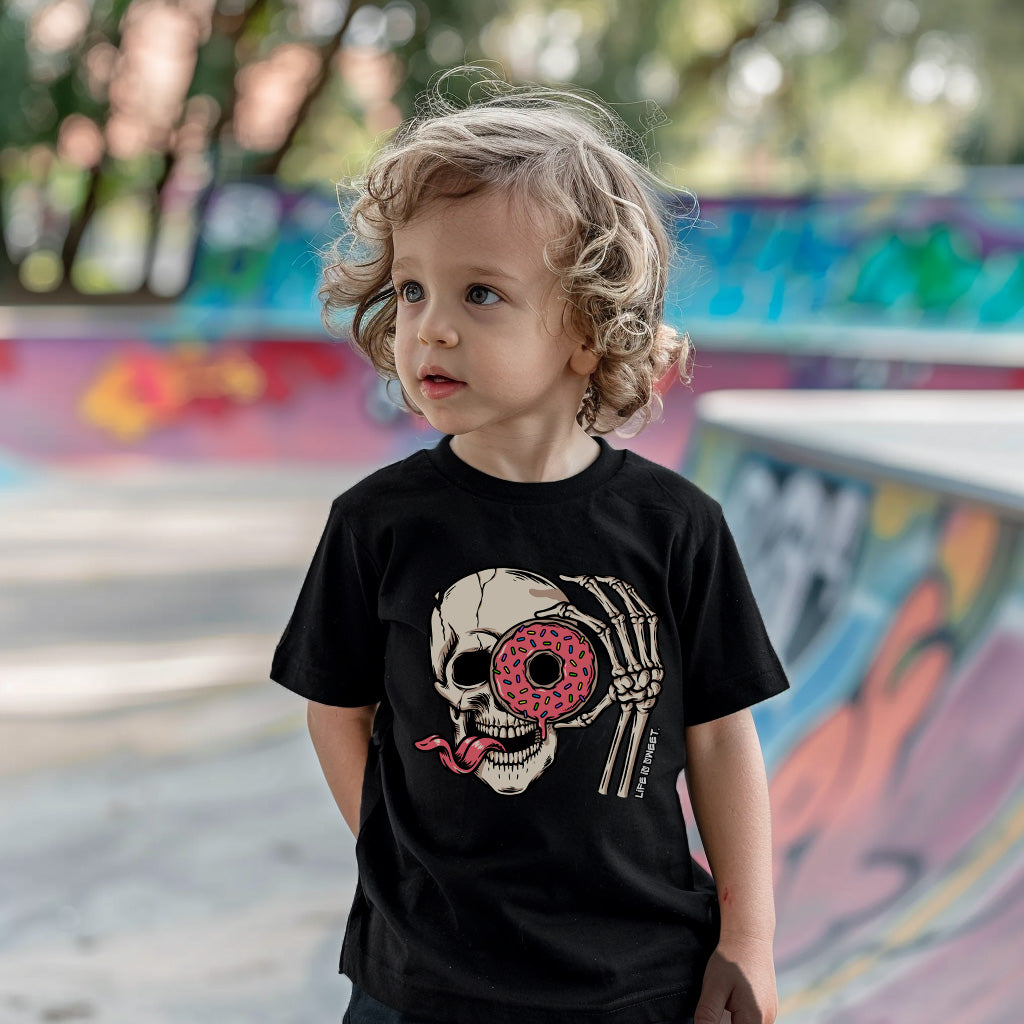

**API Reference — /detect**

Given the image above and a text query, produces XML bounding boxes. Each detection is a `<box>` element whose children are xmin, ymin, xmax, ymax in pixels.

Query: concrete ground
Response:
<box><xmin>0</xmin><ymin>462</ymin><xmax>377</xmax><ymax>1024</ymax></box>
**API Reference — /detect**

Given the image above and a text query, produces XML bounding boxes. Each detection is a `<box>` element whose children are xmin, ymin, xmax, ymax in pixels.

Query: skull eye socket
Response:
<box><xmin>526</xmin><ymin>651</ymin><xmax>562</xmax><ymax>688</ymax></box>
<box><xmin>450</xmin><ymin>648</ymin><xmax>491</xmax><ymax>688</ymax></box>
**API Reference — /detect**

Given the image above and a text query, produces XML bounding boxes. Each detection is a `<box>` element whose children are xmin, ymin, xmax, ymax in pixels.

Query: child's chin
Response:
<box><xmin>424</xmin><ymin>413</ymin><xmax>473</xmax><ymax>435</ymax></box>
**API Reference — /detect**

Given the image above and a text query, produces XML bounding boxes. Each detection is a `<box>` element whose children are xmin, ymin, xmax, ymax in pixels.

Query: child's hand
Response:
<box><xmin>693</xmin><ymin>934</ymin><xmax>778</xmax><ymax>1024</ymax></box>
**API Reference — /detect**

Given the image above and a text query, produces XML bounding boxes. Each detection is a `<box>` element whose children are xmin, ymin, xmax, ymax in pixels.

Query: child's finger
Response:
<box><xmin>694</xmin><ymin>992</ymin><xmax>729</xmax><ymax>1024</ymax></box>
<box><xmin>693</xmin><ymin>965</ymin><xmax>731</xmax><ymax>1024</ymax></box>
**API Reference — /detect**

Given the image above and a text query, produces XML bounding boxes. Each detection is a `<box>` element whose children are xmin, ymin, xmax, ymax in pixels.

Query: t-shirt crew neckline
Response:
<box><xmin>428</xmin><ymin>433</ymin><xmax>626</xmax><ymax>504</ymax></box>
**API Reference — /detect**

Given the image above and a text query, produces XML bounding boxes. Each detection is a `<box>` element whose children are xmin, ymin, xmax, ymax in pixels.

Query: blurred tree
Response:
<box><xmin>0</xmin><ymin>0</ymin><xmax>1021</xmax><ymax>302</ymax></box>
<box><xmin>0</xmin><ymin>0</ymin><xmax>385</xmax><ymax>300</ymax></box>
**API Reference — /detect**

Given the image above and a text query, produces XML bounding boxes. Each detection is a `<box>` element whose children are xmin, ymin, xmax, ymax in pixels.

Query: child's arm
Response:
<box><xmin>685</xmin><ymin>706</ymin><xmax>778</xmax><ymax>1024</ymax></box>
<box><xmin>307</xmin><ymin>699</ymin><xmax>379</xmax><ymax>838</ymax></box>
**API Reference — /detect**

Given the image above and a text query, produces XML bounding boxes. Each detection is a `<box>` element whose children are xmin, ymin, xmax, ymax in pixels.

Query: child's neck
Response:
<box><xmin>449</xmin><ymin>429</ymin><xmax>600</xmax><ymax>484</ymax></box>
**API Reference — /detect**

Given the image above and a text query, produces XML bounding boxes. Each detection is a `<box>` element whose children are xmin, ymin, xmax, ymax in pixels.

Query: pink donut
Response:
<box><xmin>490</xmin><ymin>619</ymin><xmax>597</xmax><ymax>738</ymax></box>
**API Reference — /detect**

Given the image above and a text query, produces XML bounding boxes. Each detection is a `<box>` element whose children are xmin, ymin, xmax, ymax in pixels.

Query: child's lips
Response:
<box><xmin>418</xmin><ymin>365</ymin><xmax>463</xmax><ymax>383</ymax></box>
<box><xmin>421</xmin><ymin>377</ymin><xmax>466</xmax><ymax>399</ymax></box>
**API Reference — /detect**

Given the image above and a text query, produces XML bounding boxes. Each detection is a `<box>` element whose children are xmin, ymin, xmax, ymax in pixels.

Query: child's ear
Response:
<box><xmin>571</xmin><ymin>342</ymin><xmax>600</xmax><ymax>376</ymax></box>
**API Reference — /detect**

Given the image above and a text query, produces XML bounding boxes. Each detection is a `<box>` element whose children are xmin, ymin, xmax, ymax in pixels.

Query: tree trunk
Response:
<box><xmin>59</xmin><ymin>162</ymin><xmax>103</xmax><ymax>285</ymax></box>
<box><xmin>258</xmin><ymin>0</ymin><xmax>368</xmax><ymax>177</ymax></box>
<box><xmin>0</xmin><ymin>185</ymin><xmax>19</xmax><ymax>301</ymax></box>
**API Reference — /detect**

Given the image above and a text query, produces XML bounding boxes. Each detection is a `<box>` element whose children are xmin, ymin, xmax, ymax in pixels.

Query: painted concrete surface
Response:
<box><xmin>696</xmin><ymin>390</ymin><xmax>1024</xmax><ymax>511</ymax></box>
<box><xmin>685</xmin><ymin>391</ymin><xmax>1024</xmax><ymax>1024</ymax></box>
<box><xmin>2</xmin><ymin>329</ymin><xmax>1022</xmax><ymax>476</ymax></box>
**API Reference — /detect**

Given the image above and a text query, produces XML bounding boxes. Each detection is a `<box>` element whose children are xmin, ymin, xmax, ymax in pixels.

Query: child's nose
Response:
<box><xmin>416</xmin><ymin>301</ymin><xmax>459</xmax><ymax>347</ymax></box>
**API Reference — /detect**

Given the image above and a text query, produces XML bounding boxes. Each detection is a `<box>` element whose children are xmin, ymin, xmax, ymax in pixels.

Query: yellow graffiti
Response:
<box><xmin>690</xmin><ymin>428</ymin><xmax>733</xmax><ymax>494</ymax></box>
<box><xmin>871</xmin><ymin>482</ymin><xmax>935</xmax><ymax>539</ymax></box>
<box><xmin>79</xmin><ymin>343</ymin><xmax>267</xmax><ymax>441</ymax></box>
<box><xmin>938</xmin><ymin>506</ymin><xmax>1001</xmax><ymax>621</ymax></box>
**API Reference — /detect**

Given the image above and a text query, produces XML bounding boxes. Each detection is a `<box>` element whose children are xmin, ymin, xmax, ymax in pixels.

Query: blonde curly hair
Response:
<box><xmin>320</xmin><ymin>66</ymin><xmax>695</xmax><ymax>436</ymax></box>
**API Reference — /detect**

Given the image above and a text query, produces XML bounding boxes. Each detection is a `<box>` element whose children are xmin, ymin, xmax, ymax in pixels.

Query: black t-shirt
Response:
<box><xmin>271</xmin><ymin>433</ymin><xmax>789</xmax><ymax>1024</ymax></box>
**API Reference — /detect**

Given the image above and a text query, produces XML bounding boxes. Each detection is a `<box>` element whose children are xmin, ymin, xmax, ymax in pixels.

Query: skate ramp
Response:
<box><xmin>685</xmin><ymin>391</ymin><xmax>1024</xmax><ymax>1024</ymax></box>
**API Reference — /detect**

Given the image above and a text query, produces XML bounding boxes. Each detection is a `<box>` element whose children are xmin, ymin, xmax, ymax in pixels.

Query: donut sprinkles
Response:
<box><xmin>491</xmin><ymin>619</ymin><xmax>597</xmax><ymax>738</ymax></box>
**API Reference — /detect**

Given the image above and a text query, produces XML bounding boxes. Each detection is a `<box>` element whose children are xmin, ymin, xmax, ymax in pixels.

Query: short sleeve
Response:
<box><xmin>270</xmin><ymin>500</ymin><xmax>386</xmax><ymax>707</ymax></box>
<box><xmin>679</xmin><ymin>509</ymin><xmax>790</xmax><ymax>726</ymax></box>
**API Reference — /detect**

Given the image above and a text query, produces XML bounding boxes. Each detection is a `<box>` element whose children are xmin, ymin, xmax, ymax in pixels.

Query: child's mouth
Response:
<box><xmin>421</xmin><ymin>377</ymin><xmax>466</xmax><ymax>398</ymax></box>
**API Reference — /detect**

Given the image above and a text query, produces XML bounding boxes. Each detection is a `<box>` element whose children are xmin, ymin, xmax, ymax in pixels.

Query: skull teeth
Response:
<box><xmin>475</xmin><ymin>719</ymin><xmax>535</xmax><ymax>739</ymax></box>
<box><xmin>486</xmin><ymin>746</ymin><xmax>544</xmax><ymax>766</ymax></box>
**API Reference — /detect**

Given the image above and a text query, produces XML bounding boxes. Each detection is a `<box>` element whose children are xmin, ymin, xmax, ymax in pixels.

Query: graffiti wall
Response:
<box><xmin>684</xmin><ymin>424</ymin><xmax>1024</xmax><ymax>1023</ymax></box>
<box><xmin>0</xmin><ymin>334</ymin><xmax>1020</xmax><ymax>470</ymax></box>
<box><xmin>120</xmin><ymin>180</ymin><xmax>1024</xmax><ymax>331</ymax></box>
<box><xmin>0</xmin><ymin>334</ymin><xmax>441</xmax><ymax>466</ymax></box>
<box><xmin>681</xmin><ymin>191</ymin><xmax>1024</xmax><ymax>330</ymax></box>
<box><xmin>10</xmin><ymin>177</ymin><xmax>1023</xmax><ymax>330</ymax></box>
<box><xmin>1</xmin><ymin>182</ymin><xmax>1021</xmax><ymax>470</ymax></box>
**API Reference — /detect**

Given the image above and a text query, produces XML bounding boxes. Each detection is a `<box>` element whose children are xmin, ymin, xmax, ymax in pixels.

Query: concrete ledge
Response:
<box><xmin>695</xmin><ymin>389</ymin><xmax>1024</xmax><ymax>517</ymax></box>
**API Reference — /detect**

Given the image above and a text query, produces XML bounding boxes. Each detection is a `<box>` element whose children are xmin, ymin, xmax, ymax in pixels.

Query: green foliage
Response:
<box><xmin>0</xmin><ymin>0</ymin><xmax>1021</xmax><ymax>301</ymax></box>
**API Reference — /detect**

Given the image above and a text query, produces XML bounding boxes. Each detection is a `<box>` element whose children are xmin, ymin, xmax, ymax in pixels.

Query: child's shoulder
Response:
<box><xmin>616</xmin><ymin>446</ymin><xmax>724</xmax><ymax>527</ymax></box>
<box><xmin>331</xmin><ymin>445</ymin><xmax>435</xmax><ymax>519</ymax></box>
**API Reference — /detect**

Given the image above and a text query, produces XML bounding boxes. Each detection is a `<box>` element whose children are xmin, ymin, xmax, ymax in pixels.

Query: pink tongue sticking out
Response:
<box><xmin>415</xmin><ymin>734</ymin><xmax>505</xmax><ymax>774</ymax></box>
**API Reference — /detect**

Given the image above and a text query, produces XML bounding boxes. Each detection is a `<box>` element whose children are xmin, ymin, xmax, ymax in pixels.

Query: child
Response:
<box><xmin>272</xmin><ymin>68</ymin><xmax>788</xmax><ymax>1024</ymax></box>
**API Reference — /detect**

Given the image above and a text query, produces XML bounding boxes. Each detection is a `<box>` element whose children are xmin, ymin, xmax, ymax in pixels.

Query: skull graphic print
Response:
<box><xmin>415</xmin><ymin>568</ymin><xmax>663</xmax><ymax>797</ymax></box>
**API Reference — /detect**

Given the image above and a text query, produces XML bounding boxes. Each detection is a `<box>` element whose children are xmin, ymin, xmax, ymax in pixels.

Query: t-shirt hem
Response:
<box><xmin>270</xmin><ymin>649</ymin><xmax>381</xmax><ymax>707</ymax></box>
<box><xmin>684</xmin><ymin>663</ymin><xmax>790</xmax><ymax>727</ymax></box>
<box><xmin>343</xmin><ymin>959</ymin><xmax>699</xmax><ymax>1024</ymax></box>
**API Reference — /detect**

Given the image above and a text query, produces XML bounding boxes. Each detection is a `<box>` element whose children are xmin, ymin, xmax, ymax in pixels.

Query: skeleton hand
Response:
<box><xmin>538</xmin><ymin>575</ymin><xmax>662</xmax><ymax>798</ymax></box>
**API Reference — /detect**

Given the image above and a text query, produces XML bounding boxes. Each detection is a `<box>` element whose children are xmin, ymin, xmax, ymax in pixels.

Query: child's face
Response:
<box><xmin>391</xmin><ymin>189</ymin><xmax>597</xmax><ymax>443</ymax></box>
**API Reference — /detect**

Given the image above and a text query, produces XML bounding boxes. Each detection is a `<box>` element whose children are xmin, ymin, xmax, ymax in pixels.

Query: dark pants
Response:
<box><xmin>344</xmin><ymin>982</ymin><xmax>694</xmax><ymax>1024</ymax></box>
<box><xmin>343</xmin><ymin>984</ymin><xmax>436</xmax><ymax>1024</ymax></box>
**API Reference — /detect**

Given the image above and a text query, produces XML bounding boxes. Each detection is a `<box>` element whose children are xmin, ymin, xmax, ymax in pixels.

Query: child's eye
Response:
<box><xmin>467</xmin><ymin>285</ymin><xmax>500</xmax><ymax>306</ymax></box>
<box><xmin>398</xmin><ymin>281</ymin><xmax>424</xmax><ymax>303</ymax></box>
